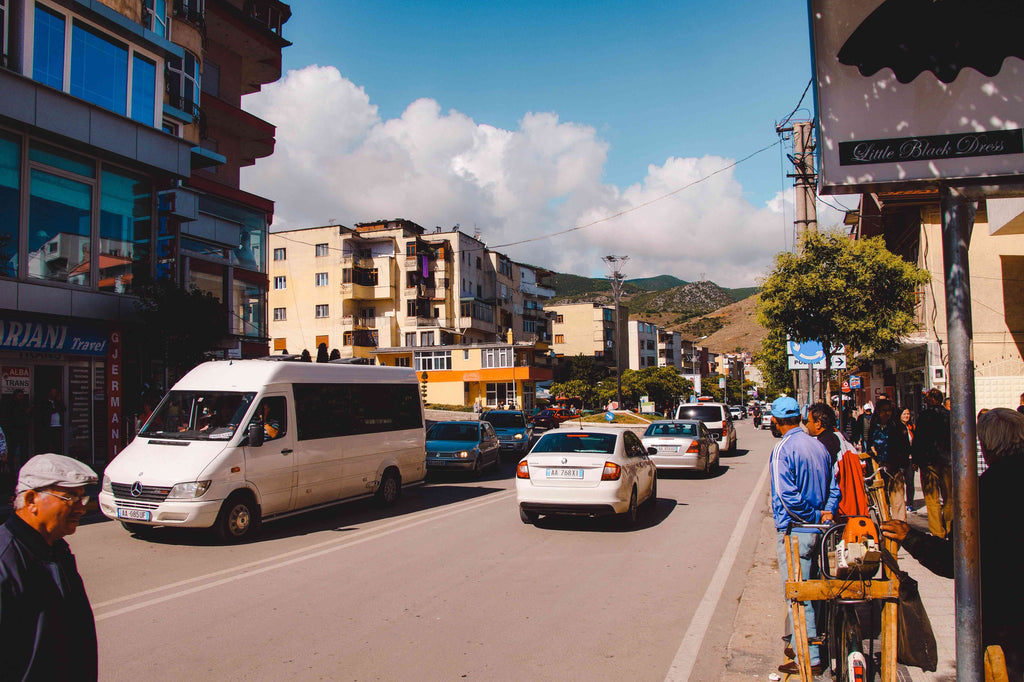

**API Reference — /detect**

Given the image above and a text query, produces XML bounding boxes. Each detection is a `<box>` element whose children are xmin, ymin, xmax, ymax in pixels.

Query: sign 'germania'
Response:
<box><xmin>809</xmin><ymin>0</ymin><xmax>1024</xmax><ymax>194</ymax></box>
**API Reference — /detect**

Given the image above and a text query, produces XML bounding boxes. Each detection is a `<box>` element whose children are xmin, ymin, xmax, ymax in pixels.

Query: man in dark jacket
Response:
<box><xmin>913</xmin><ymin>388</ymin><xmax>952</xmax><ymax>537</ymax></box>
<box><xmin>0</xmin><ymin>453</ymin><xmax>99</xmax><ymax>681</ymax></box>
<box><xmin>882</xmin><ymin>408</ymin><xmax>1024</xmax><ymax>680</ymax></box>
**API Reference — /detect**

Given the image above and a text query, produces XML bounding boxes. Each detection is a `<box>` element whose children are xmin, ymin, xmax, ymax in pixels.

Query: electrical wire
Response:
<box><xmin>778</xmin><ymin>79</ymin><xmax>814</xmax><ymax>130</ymax></box>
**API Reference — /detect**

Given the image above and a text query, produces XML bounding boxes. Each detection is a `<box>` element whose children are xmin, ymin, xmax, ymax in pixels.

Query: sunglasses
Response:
<box><xmin>38</xmin><ymin>490</ymin><xmax>91</xmax><ymax>506</ymax></box>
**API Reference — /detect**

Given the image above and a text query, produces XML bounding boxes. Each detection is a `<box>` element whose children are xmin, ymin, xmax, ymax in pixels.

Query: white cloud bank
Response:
<box><xmin>242</xmin><ymin>65</ymin><xmax>849</xmax><ymax>287</ymax></box>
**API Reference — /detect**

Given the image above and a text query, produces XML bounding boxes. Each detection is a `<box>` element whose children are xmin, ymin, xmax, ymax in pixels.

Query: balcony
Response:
<box><xmin>201</xmin><ymin>94</ymin><xmax>275</xmax><ymax>164</ymax></box>
<box><xmin>342</xmin><ymin>315</ymin><xmax>379</xmax><ymax>329</ymax></box>
<box><xmin>342</xmin><ymin>255</ymin><xmax>376</xmax><ymax>269</ymax></box>
<box><xmin>204</xmin><ymin>0</ymin><xmax>291</xmax><ymax>95</ymax></box>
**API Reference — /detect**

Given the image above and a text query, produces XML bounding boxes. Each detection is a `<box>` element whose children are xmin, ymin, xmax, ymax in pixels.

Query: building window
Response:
<box><xmin>485</xmin><ymin>382</ymin><xmax>516</xmax><ymax>408</ymax></box>
<box><xmin>274</xmin><ymin>276</ymin><xmax>286</xmax><ymax>289</ymax></box>
<box><xmin>523</xmin><ymin>319</ymin><xmax>536</xmax><ymax>333</ymax></box>
<box><xmin>604</xmin><ymin>309</ymin><xmax>614</xmax><ymax>322</ymax></box>
<box><xmin>554</xmin><ymin>334</ymin><xmax>565</xmax><ymax>344</ymax></box>
<box><xmin>407</xmin><ymin>299</ymin><xmax>420</xmax><ymax>317</ymax></box>
<box><xmin>406</xmin><ymin>241</ymin><xmax>416</xmax><ymax>256</ymax></box>
<box><xmin>315</xmin><ymin>272</ymin><xmax>328</xmax><ymax>287</ymax></box>
<box><xmin>166</xmin><ymin>50</ymin><xmax>200</xmax><ymax>117</ymax></box>
<box><xmin>420</xmin><ymin>331</ymin><xmax>434</xmax><ymax>346</ymax></box>
<box><xmin>99</xmin><ymin>167</ymin><xmax>152</xmax><ymax>293</ymax></box>
<box><xmin>130</xmin><ymin>54</ymin><xmax>156</xmax><ymax>125</ymax></box>
<box><xmin>476</xmin><ymin>257</ymin><xmax>481</xmax><ymax>270</ymax></box>
<box><xmin>142</xmin><ymin>0</ymin><xmax>168</xmax><ymax>38</ymax></box>
<box><xmin>343</xmin><ymin>331</ymin><xmax>353</xmax><ymax>346</ymax></box>
<box><xmin>71</xmin><ymin>21</ymin><xmax>128</xmax><ymax>114</ymax></box>
<box><xmin>201</xmin><ymin>60</ymin><xmax>219</xmax><ymax>97</ymax></box>
<box><xmin>27</xmin><ymin>144</ymin><xmax>95</xmax><ymax>286</ymax></box>
<box><xmin>233</xmin><ymin>279</ymin><xmax>265</xmax><ymax>337</ymax></box>
<box><xmin>555</xmin><ymin>314</ymin><xmax>564</xmax><ymax>323</ymax></box>
<box><xmin>404</xmin><ymin>332</ymin><xmax>416</xmax><ymax>347</ymax></box>
<box><xmin>273</xmin><ymin>307</ymin><xmax>286</xmax><ymax>321</ymax></box>
<box><xmin>273</xmin><ymin>248</ymin><xmax>286</xmax><ymax>261</ymax></box>
<box><xmin>406</xmin><ymin>271</ymin><xmax>417</xmax><ymax>288</ymax></box>
<box><xmin>414</xmin><ymin>350</ymin><xmax>451</xmax><ymax>371</ymax></box>
<box><xmin>396</xmin><ymin>356</ymin><xmax>411</xmax><ymax>367</ymax></box>
<box><xmin>315</xmin><ymin>243</ymin><xmax>329</xmax><ymax>257</ymax></box>
<box><xmin>481</xmin><ymin>348</ymin><xmax>512</xmax><ymax>368</ymax></box>
<box><xmin>33</xmin><ymin>5</ymin><xmax>65</xmax><ymax>90</ymax></box>
<box><xmin>0</xmin><ymin>132</ymin><xmax>21</xmax><ymax>279</ymax></box>
<box><xmin>315</xmin><ymin>304</ymin><xmax>329</xmax><ymax>318</ymax></box>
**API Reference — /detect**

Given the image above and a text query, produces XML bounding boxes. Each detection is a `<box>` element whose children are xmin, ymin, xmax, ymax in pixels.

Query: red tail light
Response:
<box><xmin>601</xmin><ymin>462</ymin><xmax>621</xmax><ymax>480</ymax></box>
<box><xmin>722</xmin><ymin>420</ymin><xmax>728</xmax><ymax>431</ymax></box>
<box><xmin>686</xmin><ymin>441</ymin><xmax>700</xmax><ymax>453</ymax></box>
<box><xmin>516</xmin><ymin>461</ymin><xmax>531</xmax><ymax>479</ymax></box>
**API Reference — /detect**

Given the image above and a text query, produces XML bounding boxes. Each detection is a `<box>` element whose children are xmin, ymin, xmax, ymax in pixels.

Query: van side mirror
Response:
<box><xmin>248</xmin><ymin>423</ymin><xmax>264</xmax><ymax>447</ymax></box>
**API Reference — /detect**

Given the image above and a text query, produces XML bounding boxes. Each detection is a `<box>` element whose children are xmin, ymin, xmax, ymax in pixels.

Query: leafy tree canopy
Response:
<box><xmin>128</xmin><ymin>280</ymin><xmax>228</xmax><ymax>374</ymax></box>
<box><xmin>757</xmin><ymin>231</ymin><xmax>930</xmax><ymax>362</ymax></box>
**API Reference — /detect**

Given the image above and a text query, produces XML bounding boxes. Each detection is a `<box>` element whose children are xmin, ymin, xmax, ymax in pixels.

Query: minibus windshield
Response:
<box><xmin>140</xmin><ymin>391</ymin><xmax>256</xmax><ymax>441</ymax></box>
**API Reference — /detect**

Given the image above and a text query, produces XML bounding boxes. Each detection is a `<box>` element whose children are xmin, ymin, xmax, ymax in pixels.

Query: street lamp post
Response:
<box><xmin>603</xmin><ymin>255</ymin><xmax>628</xmax><ymax>410</ymax></box>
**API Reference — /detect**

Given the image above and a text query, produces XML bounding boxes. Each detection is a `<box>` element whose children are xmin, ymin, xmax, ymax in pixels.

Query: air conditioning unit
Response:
<box><xmin>931</xmin><ymin>366</ymin><xmax>946</xmax><ymax>383</ymax></box>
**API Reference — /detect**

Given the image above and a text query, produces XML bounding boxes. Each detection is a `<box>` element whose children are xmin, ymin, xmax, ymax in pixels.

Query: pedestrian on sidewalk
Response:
<box><xmin>866</xmin><ymin>398</ymin><xmax>911</xmax><ymax>521</ymax></box>
<box><xmin>912</xmin><ymin>389</ymin><xmax>952</xmax><ymax>537</ymax></box>
<box><xmin>851</xmin><ymin>402</ymin><xmax>873</xmax><ymax>451</ymax></box>
<box><xmin>769</xmin><ymin>396</ymin><xmax>840</xmax><ymax>677</ymax></box>
<box><xmin>881</xmin><ymin>408</ymin><xmax>1024</xmax><ymax>680</ymax></box>
<box><xmin>901</xmin><ymin>407</ymin><xmax>917</xmax><ymax>513</ymax></box>
<box><xmin>0</xmin><ymin>453</ymin><xmax>99</xmax><ymax>680</ymax></box>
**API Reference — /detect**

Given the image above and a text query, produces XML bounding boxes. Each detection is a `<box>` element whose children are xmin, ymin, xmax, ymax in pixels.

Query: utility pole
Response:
<box><xmin>777</xmin><ymin>120</ymin><xmax>819</xmax><ymax>410</ymax></box>
<box><xmin>603</xmin><ymin>255</ymin><xmax>628</xmax><ymax>410</ymax></box>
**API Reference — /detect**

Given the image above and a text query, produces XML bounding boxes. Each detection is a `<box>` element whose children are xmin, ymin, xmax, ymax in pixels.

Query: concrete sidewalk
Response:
<box><xmin>722</xmin><ymin>499</ymin><xmax>956</xmax><ymax>681</ymax></box>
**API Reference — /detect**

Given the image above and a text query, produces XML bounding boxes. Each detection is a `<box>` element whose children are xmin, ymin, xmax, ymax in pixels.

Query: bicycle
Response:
<box><xmin>782</xmin><ymin>452</ymin><xmax>901</xmax><ymax>682</ymax></box>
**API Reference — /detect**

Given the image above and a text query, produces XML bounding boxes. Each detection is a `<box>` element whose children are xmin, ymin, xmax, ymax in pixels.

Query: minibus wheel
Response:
<box><xmin>215</xmin><ymin>492</ymin><xmax>260</xmax><ymax>542</ymax></box>
<box><xmin>376</xmin><ymin>469</ymin><xmax>401</xmax><ymax>507</ymax></box>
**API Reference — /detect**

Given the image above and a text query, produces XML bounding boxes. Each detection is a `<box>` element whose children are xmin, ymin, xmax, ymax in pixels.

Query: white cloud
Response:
<box><xmin>242</xmin><ymin>65</ymin><xmax>837</xmax><ymax>287</ymax></box>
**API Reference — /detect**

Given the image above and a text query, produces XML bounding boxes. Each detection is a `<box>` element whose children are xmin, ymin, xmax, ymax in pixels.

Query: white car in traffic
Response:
<box><xmin>640</xmin><ymin>419</ymin><xmax>720</xmax><ymax>475</ymax></box>
<box><xmin>516</xmin><ymin>428</ymin><xmax>657</xmax><ymax>527</ymax></box>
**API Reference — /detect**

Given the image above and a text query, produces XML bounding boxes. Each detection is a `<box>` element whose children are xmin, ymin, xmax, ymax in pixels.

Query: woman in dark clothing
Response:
<box><xmin>866</xmin><ymin>398</ymin><xmax>911</xmax><ymax>521</ymax></box>
<box><xmin>882</xmin><ymin>408</ymin><xmax>1024</xmax><ymax>680</ymax></box>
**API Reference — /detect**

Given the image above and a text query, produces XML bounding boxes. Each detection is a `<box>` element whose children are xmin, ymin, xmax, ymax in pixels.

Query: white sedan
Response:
<box><xmin>515</xmin><ymin>427</ymin><xmax>658</xmax><ymax>527</ymax></box>
<box><xmin>640</xmin><ymin>419</ymin><xmax>720</xmax><ymax>475</ymax></box>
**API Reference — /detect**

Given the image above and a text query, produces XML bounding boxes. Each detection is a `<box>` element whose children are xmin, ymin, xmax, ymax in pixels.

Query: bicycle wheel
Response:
<box><xmin>835</xmin><ymin>606</ymin><xmax>869</xmax><ymax>682</ymax></box>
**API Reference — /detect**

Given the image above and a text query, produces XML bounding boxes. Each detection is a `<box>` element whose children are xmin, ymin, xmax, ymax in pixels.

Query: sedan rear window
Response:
<box><xmin>676</xmin><ymin>406</ymin><xmax>725</xmax><ymax>421</ymax></box>
<box><xmin>644</xmin><ymin>422</ymin><xmax>697</xmax><ymax>437</ymax></box>
<box><xmin>427</xmin><ymin>423</ymin><xmax>480</xmax><ymax>441</ymax></box>
<box><xmin>532</xmin><ymin>433</ymin><xmax>617</xmax><ymax>454</ymax></box>
<box><xmin>482</xmin><ymin>412</ymin><xmax>526</xmax><ymax>428</ymax></box>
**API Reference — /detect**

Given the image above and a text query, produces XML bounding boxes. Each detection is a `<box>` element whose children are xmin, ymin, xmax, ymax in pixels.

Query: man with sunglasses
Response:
<box><xmin>1</xmin><ymin>453</ymin><xmax>99</xmax><ymax>680</ymax></box>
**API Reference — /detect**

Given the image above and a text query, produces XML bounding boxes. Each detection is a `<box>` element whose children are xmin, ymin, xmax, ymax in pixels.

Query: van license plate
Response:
<box><xmin>117</xmin><ymin>508</ymin><xmax>151</xmax><ymax>521</ymax></box>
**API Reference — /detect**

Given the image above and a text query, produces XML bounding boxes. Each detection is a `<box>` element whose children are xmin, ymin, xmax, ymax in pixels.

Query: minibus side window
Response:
<box><xmin>293</xmin><ymin>383</ymin><xmax>423</xmax><ymax>441</ymax></box>
<box><xmin>249</xmin><ymin>396</ymin><xmax>287</xmax><ymax>442</ymax></box>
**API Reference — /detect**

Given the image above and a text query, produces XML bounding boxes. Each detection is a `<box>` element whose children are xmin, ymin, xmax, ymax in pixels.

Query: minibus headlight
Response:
<box><xmin>167</xmin><ymin>481</ymin><xmax>212</xmax><ymax>499</ymax></box>
<box><xmin>101</xmin><ymin>475</ymin><xmax>112</xmax><ymax>493</ymax></box>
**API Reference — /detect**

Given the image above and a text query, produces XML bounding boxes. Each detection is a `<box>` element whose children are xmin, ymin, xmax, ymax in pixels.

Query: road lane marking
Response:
<box><xmin>664</xmin><ymin>455</ymin><xmax>770</xmax><ymax>681</ymax></box>
<box><xmin>94</xmin><ymin>490</ymin><xmax>516</xmax><ymax>620</ymax></box>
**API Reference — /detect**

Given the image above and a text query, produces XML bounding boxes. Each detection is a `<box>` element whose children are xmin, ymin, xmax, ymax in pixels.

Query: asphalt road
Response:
<box><xmin>71</xmin><ymin>419</ymin><xmax>777</xmax><ymax>681</ymax></box>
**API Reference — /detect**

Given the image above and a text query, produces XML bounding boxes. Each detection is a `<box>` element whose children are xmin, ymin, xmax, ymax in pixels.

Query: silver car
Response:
<box><xmin>640</xmin><ymin>420</ymin><xmax>720</xmax><ymax>475</ymax></box>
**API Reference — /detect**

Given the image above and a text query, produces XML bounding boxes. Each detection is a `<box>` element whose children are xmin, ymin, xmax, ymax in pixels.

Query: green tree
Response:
<box><xmin>554</xmin><ymin>354</ymin><xmax>609</xmax><ymax>384</ymax></box>
<box><xmin>755</xmin><ymin>327</ymin><xmax>794</xmax><ymax>398</ymax></box>
<box><xmin>549</xmin><ymin>379</ymin><xmax>599</xmax><ymax>409</ymax></box>
<box><xmin>757</xmin><ymin>230</ymin><xmax>929</xmax><ymax>401</ymax></box>
<box><xmin>129</xmin><ymin>280</ymin><xmax>228</xmax><ymax>376</ymax></box>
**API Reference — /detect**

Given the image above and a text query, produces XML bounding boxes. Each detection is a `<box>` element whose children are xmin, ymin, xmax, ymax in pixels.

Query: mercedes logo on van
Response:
<box><xmin>131</xmin><ymin>481</ymin><xmax>143</xmax><ymax>497</ymax></box>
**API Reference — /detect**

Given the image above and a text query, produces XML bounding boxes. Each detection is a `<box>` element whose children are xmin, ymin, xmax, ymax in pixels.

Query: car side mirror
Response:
<box><xmin>647</xmin><ymin>446</ymin><xmax>658</xmax><ymax>456</ymax></box>
<box><xmin>248</xmin><ymin>422</ymin><xmax>264</xmax><ymax>447</ymax></box>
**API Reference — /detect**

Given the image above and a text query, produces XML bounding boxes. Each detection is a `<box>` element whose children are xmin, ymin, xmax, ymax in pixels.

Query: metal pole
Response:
<box><xmin>940</xmin><ymin>185</ymin><xmax>983</xmax><ymax>681</ymax></box>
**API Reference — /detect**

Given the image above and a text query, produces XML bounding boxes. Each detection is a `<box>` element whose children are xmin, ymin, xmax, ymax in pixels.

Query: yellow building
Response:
<box><xmin>268</xmin><ymin>219</ymin><xmax>556</xmax><ymax>405</ymax></box>
<box><xmin>374</xmin><ymin>342</ymin><xmax>552</xmax><ymax>411</ymax></box>
<box><xmin>548</xmin><ymin>302</ymin><xmax>629</xmax><ymax>368</ymax></box>
<box><xmin>856</xmin><ymin>194</ymin><xmax>1024</xmax><ymax>411</ymax></box>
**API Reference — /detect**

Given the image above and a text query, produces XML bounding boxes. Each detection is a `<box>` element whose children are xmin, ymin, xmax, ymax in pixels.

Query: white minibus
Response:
<box><xmin>99</xmin><ymin>359</ymin><xmax>426</xmax><ymax>541</ymax></box>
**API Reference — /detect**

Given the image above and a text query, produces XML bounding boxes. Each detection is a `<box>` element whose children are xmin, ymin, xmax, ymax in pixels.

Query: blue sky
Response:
<box><xmin>243</xmin><ymin>1</ymin><xmax>846</xmax><ymax>286</ymax></box>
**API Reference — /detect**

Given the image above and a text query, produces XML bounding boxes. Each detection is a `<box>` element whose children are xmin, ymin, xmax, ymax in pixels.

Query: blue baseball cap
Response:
<box><xmin>771</xmin><ymin>396</ymin><xmax>801</xmax><ymax>419</ymax></box>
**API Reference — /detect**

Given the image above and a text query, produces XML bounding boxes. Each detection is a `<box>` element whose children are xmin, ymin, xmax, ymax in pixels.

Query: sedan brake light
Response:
<box><xmin>601</xmin><ymin>462</ymin><xmax>621</xmax><ymax>481</ymax></box>
<box><xmin>686</xmin><ymin>442</ymin><xmax>700</xmax><ymax>453</ymax></box>
<box><xmin>516</xmin><ymin>461</ymin><xmax>531</xmax><ymax>479</ymax></box>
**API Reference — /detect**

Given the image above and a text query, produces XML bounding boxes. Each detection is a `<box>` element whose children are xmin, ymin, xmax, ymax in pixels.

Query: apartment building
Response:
<box><xmin>0</xmin><ymin>0</ymin><xmax>289</xmax><ymax>465</ymax></box>
<box><xmin>548</xmin><ymin>302</ymin><xmax>629</xmax><ymax>370</ymax></box>
<box><xmin>657</xmin><ymin>327</ymin><xmax>682</xmax><ymax>370</ymax></box>
<box><xmin>268</xmin><ymin>220</ymin><xmax>556</xmax><ymax>380</ymax></box>
<box><xmin>854</xmin><ymin>193</ymin><xmax>1024</xmax><ymax>411</ymax></box>
<box><xmin>627</xmin><ymin>319</ymin><xmax>658</xmax><ymax>369</ymax></box>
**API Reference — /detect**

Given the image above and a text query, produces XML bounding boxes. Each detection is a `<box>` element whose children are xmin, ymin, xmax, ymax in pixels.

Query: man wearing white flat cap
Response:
<box><xmin>0</xmin><ymin>453</ymin><xmax>99</xmax><ymax>681</ymax></box>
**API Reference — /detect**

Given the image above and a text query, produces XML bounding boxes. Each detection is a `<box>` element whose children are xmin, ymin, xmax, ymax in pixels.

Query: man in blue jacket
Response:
<box><xmin>0</xmin><ymin>453</ymin><xmax>99</xmax><ymax>681</ymax></box>
<box><xmin>770</xmin><ymin>396</ymin><xmax>840</xmax><ymax>676</ymax></box>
